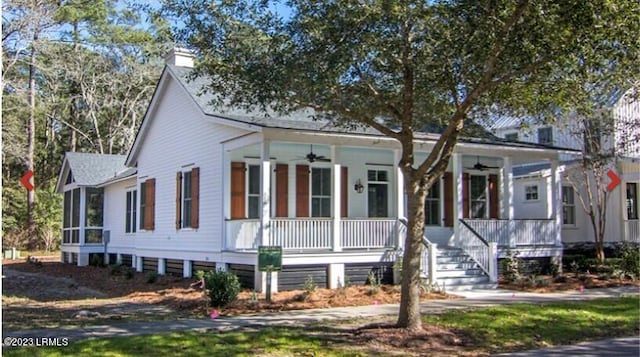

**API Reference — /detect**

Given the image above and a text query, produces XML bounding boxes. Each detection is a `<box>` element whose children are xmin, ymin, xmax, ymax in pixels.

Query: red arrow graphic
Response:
<box><xmin>20</xmin><ymin>170</ymin><xmax>34</xmax><ymax>192</ymax></box>
<box><xmin>606</xmin><ymin>169</ymin><xmax>621</xmax><ymax>192</ymax></box>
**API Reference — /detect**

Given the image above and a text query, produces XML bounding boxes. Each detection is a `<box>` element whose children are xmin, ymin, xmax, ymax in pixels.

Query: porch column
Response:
<box><xmin>332</xmin><ymin>145</ymin><xmax>342</xmax><ymax>252</ymax></box>
<box><xmin>158</xmin><ymin>258</ymin><xmax>166</xmax><ymax>275</ymax></box>
<box><xmin>394</xmin><ymin>149</ymin><xmax>405</xmax><ymax>249</ymax></box>
<box><xmin>222</xmin><ymin>147</ymin><xmax>231</xmax><ymax>247</ymax></box>
<box><xmin>260</xmin><ymin>141</ymin><xmax>271</xmax><ymax>246</ymax></box>
<box><xmin>452</xmin><ymin>153</ymin><xmax>463</xmax><ymax>238</ymax></box>
<box><xmin>550</xmin><ymin>160</ymin><xmax>563</xmax><ymax>246</ymax></box>
<box><xmin>135</xmin><ymin>256</ymin><xmax>143</xmax><ymax>272</ymax></box>
<box><xmin>183</xmin><ymin>260</ymin><xmax>192</xmax><ymax>278</ymax></box>
<box><xmin>502</xmin><ymin>157</ymin><xmax>516</xmax><ymax>248</ymax></box>
<box><xmin>79</xmin><ymin>187</ymin><xmax>86</xmax><ymax>245</ymax></box>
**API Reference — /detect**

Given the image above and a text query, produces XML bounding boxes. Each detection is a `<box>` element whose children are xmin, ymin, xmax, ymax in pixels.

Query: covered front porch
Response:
<box><xmin>222</xmin><ymin>129</ymin><xmax>566</xmax><ymax>269</ymax></box>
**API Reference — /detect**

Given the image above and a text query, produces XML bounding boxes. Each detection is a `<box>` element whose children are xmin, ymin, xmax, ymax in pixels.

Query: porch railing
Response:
<box><xmin>226</xmin><ymin>218</ymin><xmax>399</xmax><ymax>251</ymax></box>
<box><xmin>270</xmin><ymin>218</ymin><xmax>332</xmax><ymax>250</ymax></box>
<box><xmin>624</xmin><ymin>220</ymin><xmax>639</xmax><ymax>242</ymax></box>
<box><xmin>463</xmin><ymin>219</ymin><xmax>556</xmax><ymax>246</ymax></box>
<box><xmin>225</xmin><ymin>219</ymin><xmax>260</xmax><ymax>250</ymax></box>
<box><xmin>455</xmin><ymin>219</ymin><xmax>497</xmax><ymax>282</ymax></box>
<box><xmin>341</xmin><ymin>219</ymin><xmax>396</xmax><ymax>249</ymax></box>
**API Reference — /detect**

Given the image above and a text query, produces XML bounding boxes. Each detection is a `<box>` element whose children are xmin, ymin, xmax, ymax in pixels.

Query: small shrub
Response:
<box><xmin>598</xmin><ymin>272</ymin><xmax>612</xmax><ymax>281</ymax></box>
<box><xmin>89</xmin><ymin>254</ymin><xmax>104</xmax><ymax>267</ymax></box>
<box><xmin>534</xmin><ymin>276</ymin><xmax>551</xmax><ymax>288</ymax></box>
<box><xmin>146</xmin><ymin>271</ymin><xmax>158</xmax><ymax>284</ymax></box>
<box><xmin>568</xmin><ymin>260</ymin><xmax>581</xmax><ymax>274</ymax></box>
<box><xmin>501</xmin><ymin>249</ymin><xmax>522</xmax><ymax>283</ymax></box>
<box><xmin>367</xmin><ymin>271</ymin><xmax>381</xmax><ymax>295</ymax></box>
<box><xmin>249</xmin><ymin>290</ymin><xmax>259</xmax><ymax>307</ymax></box>
<box><xmin>553</xmin><ymin>274</ymin><xmax>569</xmax><ymax>283</ymax></box>
<box><xmin>202</xmin><ymin>269</ymin><xmax>241</xmax><ymax>308</ymax></box>
<box><xmin>564</xmin><ymin>254</ymin><xmax>587</xmax><ymax>273</ymax></box>
<box><xmin>124</xmin><ymin>267</ymin><xmax>135</xmax><ymax>279</ymax></box>
<box><xmin>619</xmin><ymin>244</ymin><xmax>640</xmax><ymax>279</ymax></box>
<box><xmin>336</xmin><ymin>278</ymin><xmax>347</xmax><ymax>297</ymax></box>
<box><xmin>110</xmin><ymin>263</ymin><xmax>123</xmax><ymax>276</ymax></box>
<box><xmin>194</xmin><ymin>270</ymin><xmax>206</xmax><ymax>280</ymax></box>
<box><xmin>303</xmin><ymin>275</ymin><xmax>317</xmax><ymax>297</ymax></box>
<box><xmin>549</xmin><ymin>261</ymin><xmax>560</xmax><ymax>277</ymax></box>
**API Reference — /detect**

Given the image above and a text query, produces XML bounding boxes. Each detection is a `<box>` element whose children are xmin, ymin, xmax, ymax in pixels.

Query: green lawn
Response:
<box><xmin>423</xmin><ymin>296</ymin><xmax>640</xmax><ymax>353</ymax></box>
<box><xmin>5</xmin><ymin>297</ymin><xmax>638</xmax><ymax>356</ymax></box>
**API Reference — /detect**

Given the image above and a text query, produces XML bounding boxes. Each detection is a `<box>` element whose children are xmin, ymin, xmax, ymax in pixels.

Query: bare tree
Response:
<box><xmin>564</xmin><ymin>85</ymin><xmax>640</xmax><ymax>261</ymax></box>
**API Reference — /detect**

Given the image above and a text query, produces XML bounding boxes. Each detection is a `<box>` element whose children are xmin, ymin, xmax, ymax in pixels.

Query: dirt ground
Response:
<box><xmin>498</xmin><ymin>273</ymin><xmax>639</xmax><ymax>293</ymax></box>
<box><xmin>2</xmin><ymin>258</ymin><xmax>454</xmax><ymax>331</ymax></box>
<box><xmin>3</xmin><ymin>256</ymin><xmax>638</xmax><ymax>356</ymax></box>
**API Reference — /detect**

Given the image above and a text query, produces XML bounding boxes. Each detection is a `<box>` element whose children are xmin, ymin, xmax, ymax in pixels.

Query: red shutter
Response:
<box><xmin>341</xmin><ymin>166</ymin><xmax>348</xmax><ymax>217</ymax></box>
<box><xmin>489</xmin><ymin>174</ymin><xmax>499</xmax><ymax>219</ymax></box>
<box><xmin>275</xmin><ymin>164</ymin><xmax>288</xmax><ymax>217</ymax></box>
<box><xmin>145</xmin><ymin>178</ymin><xmax>156</xmax><ymax>230</ymax></box>
<box><xmin>296</xmin><ymin>165</ymin><xmax>309</xmax><ymax>217</ymax></box>
<box><xmin>443</xmin><ymin>172</ymin><xmax>453</xmax><ymax>227</ymax></box>
<box><xmin>231</xmin><ymin>162</ymin><xmax>246</xmax><ymax>219</ymax></box>
<box><xmin>462</xmin><ymin>173</ymin><xmax>470</xmax><ymax>219</ymax></box>
<box><xmin>191</xmin><ymin>167</ymin><xmax>200</xmax><ymax>228</ymax></box>
<box><xmin>176</xmin><ymin>172</ymin><xmax>182</xmax><ymax>229</ymax></box>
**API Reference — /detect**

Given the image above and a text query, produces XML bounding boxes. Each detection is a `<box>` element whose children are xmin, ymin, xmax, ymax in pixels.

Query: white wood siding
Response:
<box><xmin>512</xmin><ymin>173</ymin><xmax>636</xmax><ymax>243</ymax></box>
<box><xmin>134</xmin><ymin>76</ymin><xmax>251</xmax><ymax>261</ymax></box>
<box><xmin>103</xmin><ymin>177</ymin><xmax>137</xmax><ymax>254</ymax></box>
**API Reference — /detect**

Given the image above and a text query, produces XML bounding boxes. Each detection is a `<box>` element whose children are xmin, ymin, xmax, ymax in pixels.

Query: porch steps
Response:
<box><xmin>430</xmin><ymin>246</ymin><xmax>496</xmax><ymax>291</ymax></box>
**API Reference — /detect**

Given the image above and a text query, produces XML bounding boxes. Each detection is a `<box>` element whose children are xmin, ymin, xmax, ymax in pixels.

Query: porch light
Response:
<box><xmin>354</xmin><ymin>179</ymin><xmax>364</xmax><ymax>193</ymax></box>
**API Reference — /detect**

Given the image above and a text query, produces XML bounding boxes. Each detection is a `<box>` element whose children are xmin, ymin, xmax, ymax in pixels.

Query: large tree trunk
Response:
<box><xmin>27</xmin><ymin>35</ymin><xmax>37</xmax><ymax>251</ymax></box>
<box><xmin>396</xmin><ymin>173</ymin><xmax>428</xmax><ymax>330</ymax></box>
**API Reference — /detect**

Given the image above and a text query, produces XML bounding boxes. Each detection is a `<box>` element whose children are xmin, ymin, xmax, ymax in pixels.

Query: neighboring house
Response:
<box><xmin>490</xmin><ymin>88</ymin><xmax>640</xmax><ymax>244</ymax></box>
<box><xmin>56</xmin><ymin>49</ymin><xmax>579</xmax><ymax>292</ymax></box>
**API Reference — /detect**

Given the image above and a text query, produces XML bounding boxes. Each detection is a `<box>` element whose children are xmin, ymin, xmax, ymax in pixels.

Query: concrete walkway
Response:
<box><xmin>494</xmin><ymin>336</ymin><xmax>640</xmax><ymax>357</ymax></box>
<box><xmin>4</xmin><ymin>285</ymin><xmax>637</xmax><ymax>343</ymax></box>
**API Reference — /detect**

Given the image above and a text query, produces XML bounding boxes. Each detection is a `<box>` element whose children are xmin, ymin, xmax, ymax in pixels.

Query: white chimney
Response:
<box><xmin>164</xmin><ymin>47</ymin><xmax>195</xmax><ymax>68</ymax></box>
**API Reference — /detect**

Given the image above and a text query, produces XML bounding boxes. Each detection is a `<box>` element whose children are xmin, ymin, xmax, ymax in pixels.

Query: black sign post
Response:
<box><xmin>258</xmin><ymin>246</ymin><xmax>282</xmax><ymax>303</ymax></box>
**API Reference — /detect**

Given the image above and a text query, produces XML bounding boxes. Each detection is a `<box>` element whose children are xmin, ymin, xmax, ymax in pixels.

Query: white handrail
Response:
<box><xmin>398</xmin><ymin>218</ymin><xmax>436</xmax><ymax>283</ymax></box>
<box><xmin>456</xmin><ymin>219</ymin><xmax>497</xmax><ymax>282</ymax></box>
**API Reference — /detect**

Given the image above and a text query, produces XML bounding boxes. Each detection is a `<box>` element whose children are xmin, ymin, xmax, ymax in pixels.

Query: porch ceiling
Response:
<box><xmin>220</xmin><ymin>128</ymin><xmax>572</xmax><ymax>168</ymax></box>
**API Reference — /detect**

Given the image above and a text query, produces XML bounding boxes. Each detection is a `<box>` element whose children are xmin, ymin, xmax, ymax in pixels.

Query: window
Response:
<box><xmin>176</xmin><ymin>168</ymin><xmax>200</xmax><ymax>229</ymax></box>
<box><xmin>538</xmin><ymin>127</ymin><xmax>553</xmax><ymax>145</ymax></box>
<box><xmin>504</xmin><ymin>132</ymin><xmax>518</xmax><ymax>141</ymax></box>
<box><xmin>63</xmin><ymin>188</ymin><xmax>81</xmax><ymax>244</ymax></box>
<box><xmin>470</xmin><ymin>175</ymin><xmax>487</xmax><ymax>219</ymax></box>
<box><xmin>65</xmin><ymin>171</ymin><xmax>74</xmax><ymax>184</ymax></box>
<box><xmin>311</xmin><ymin>167</ymin><xmax>331</xmax><ymax>217</ymax></box>
<box><xmin>182</xmin><ymin>171</ymin><xmax>192</xmax><ymax>227</ymax></box>
<box><xmin>525</xmin><ymin>185</ymin><xmax>539</xmax><ymax>201</ymax></box>
<box><xmin>85</xmin><ymin>188</ymin><xmax>104</xmax><ymax>227</ymax></box>
<box><xmin>247</xmin><ymin>165</ymin><xmax>260</xmax><ymax>218</ymax></box>
<box><xmin>125</xmin><ymin>190</ymin><xmax>137</xmax><ymax>233</ymax></box>
<box><xmin>425</xmin><ymin>179</ymin><xmax>440</xmax><ymax>225</ymax></box>
<box><xmin>627</xmin><ymin>183</ymin><xmax>639</xmax><ymax>220</ymax></box>
<box><xmin>85</xmin><ymin>188</ymin><xmax>104</xmax><ymax>243</ymax></box>
<box><xmin>562</xmin><ymin>186</ymin><xmax>576</xmax><ymax>225</ymax></box>
<box><xmin>368</xmin><ymin>169</ymin><xmax>389</xmax><ymax>218</ymax></box>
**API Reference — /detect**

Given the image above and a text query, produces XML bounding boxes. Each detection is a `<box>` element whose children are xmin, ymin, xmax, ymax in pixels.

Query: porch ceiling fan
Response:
<box><xmin>466</xmin><ymin>156</ymin><xmax>499</xmax><ymax>171</ymax></box>
<box><xmin>294</xmin><ymin>145</ymin><xmax>330</xmax><ymax>163</ymax></box>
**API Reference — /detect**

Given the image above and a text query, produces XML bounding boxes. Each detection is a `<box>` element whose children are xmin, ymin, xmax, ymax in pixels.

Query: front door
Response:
<box><xmin>469</xmin><ymin>175</ymin><xmax>487</xmax><ymax>219</ymax></box>
<box><xmin>368</xmin><ymin>169</ymin><xmax>389</xmax><ymax>217</ymax></box>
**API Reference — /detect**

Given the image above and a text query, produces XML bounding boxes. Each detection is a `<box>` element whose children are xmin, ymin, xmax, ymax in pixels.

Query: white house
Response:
<box><xmin>490</xmin><ymin>88</ymin><xmax>640</xmax><ymax>244</ymax></box>
<box><xmin>56</xmin><ymin>50</ymin><xmax>580</xmax><ymax>291</ymax></box>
